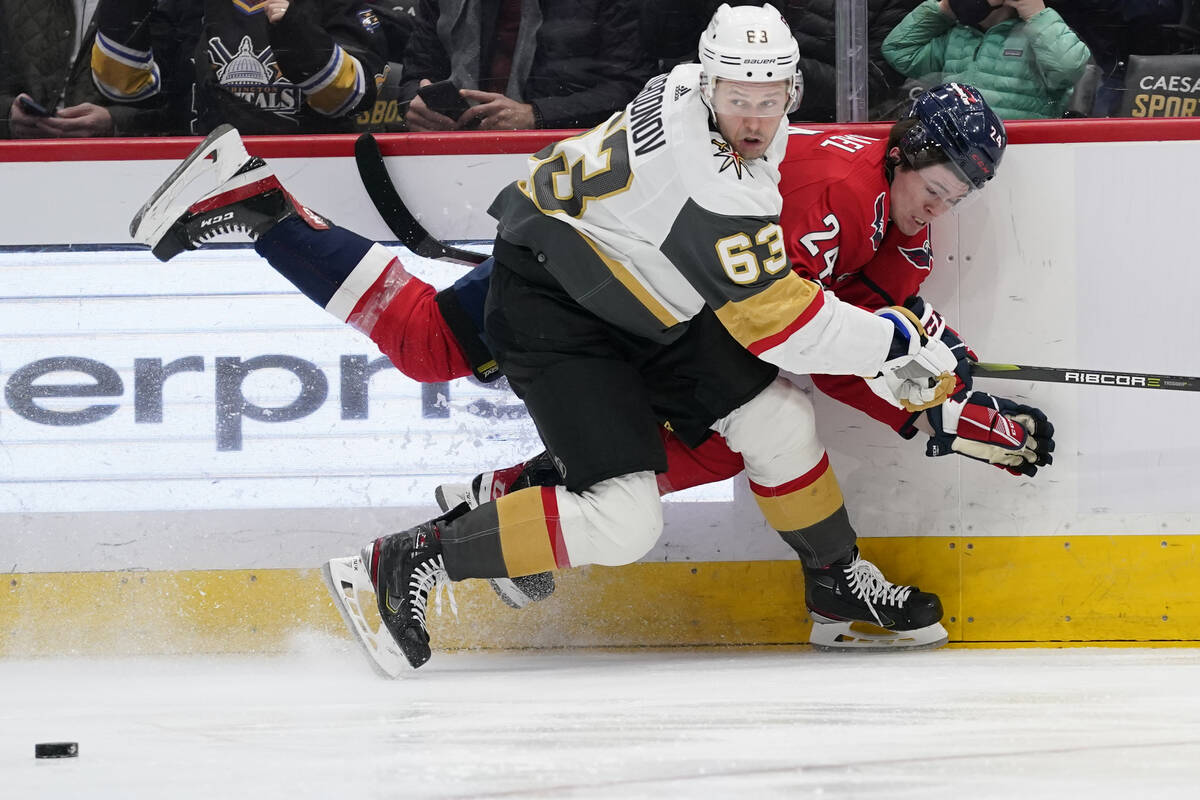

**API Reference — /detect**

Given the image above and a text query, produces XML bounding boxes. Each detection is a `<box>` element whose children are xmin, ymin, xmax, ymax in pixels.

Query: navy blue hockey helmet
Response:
<box><xmin>898</xmin><ymin>83</ymin><xmax>1006</xmax><ymax>191</ymax></box>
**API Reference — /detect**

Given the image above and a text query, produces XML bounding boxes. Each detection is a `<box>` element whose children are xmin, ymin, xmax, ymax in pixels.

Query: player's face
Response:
<box><xmin>713</xmin><ymin>79</ymin><xmax>791</xmax><ymax>160</ymax></box>
<box><xmin>889</xmin><ymin>151</ymin><xmax>973</xmax><ymax>236</ymax></box>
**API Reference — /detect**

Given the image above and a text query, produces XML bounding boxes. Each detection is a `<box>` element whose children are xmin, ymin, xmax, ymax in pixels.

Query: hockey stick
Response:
<box><xmin>350</xmin><ymin>147</ymin><xmax>1197</xmax><ymax>393</ymax></box>
<box><xmin>354</xmin><ymin>133</ymin><xmax>490</xmax><ymax>266</ymax></box>
<box><xmin>972</xmin><ymin>362</ymin><xmax>1200</xmax><ymax>392</ymax></box>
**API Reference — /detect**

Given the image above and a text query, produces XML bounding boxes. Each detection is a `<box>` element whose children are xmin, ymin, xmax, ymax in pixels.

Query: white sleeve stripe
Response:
<box><xmin>295</xmin><ymin>47</ymin><xmax>344</xmax><ymax>93</ymax></box>
<box><xmin>324</xmin><ymin>243</ymin><xmax>396</xmax><ymax>322</ymax></box>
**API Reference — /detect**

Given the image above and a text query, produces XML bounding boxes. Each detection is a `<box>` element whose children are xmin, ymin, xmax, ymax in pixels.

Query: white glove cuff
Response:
<box><xmin>939</xmin><ymin>396</ymin><xmax>967</xmax><ymax>434</ymax></box>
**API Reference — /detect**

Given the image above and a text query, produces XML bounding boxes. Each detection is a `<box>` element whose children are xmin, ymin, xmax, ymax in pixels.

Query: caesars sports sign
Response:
<box><xmin>1121</xmin><ymin>54</ymin><xmax>1200</xmax><ymax>118</ymax></box>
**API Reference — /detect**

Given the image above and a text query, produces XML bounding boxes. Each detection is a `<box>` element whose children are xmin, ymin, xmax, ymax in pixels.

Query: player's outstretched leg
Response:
<box><xmin>804</xmin><ymin>547</ymin><xmax>947</xmax><ymax>651</ymax></box>
<box><xmin>329</xmin><ymin>470</ymin><xmax>662</xmax><ymax>675</ymax></box>
<box><xmin>434</xmin><ymin>451</ymin><xmax>559</xmax><ymax>609</ymax></box>
<box><xmin>130</xmin><ymin>123</ymin><xmax>329</xmax><ymax>261</ymax></box>
<box><xmin>434</xmin><ymin>432</ymin><xmax>750</xmax><ymax>609</ymax></box>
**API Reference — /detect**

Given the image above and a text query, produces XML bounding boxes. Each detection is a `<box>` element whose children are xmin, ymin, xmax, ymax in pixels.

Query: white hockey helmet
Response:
<box><xmin>698</xmin><ymin>3</ymin><xmax>803</xmax><ymax>116</ymax></box>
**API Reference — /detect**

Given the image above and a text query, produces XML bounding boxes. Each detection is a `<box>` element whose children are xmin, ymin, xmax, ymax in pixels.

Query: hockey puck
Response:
<box><xmin>34</xmin><ymin>742</ymin><xmax>78</xmax><ymax>759</ymax></box>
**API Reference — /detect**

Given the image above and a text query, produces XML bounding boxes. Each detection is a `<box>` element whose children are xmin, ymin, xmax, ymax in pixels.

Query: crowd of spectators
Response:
<box><xmin>2</xmin><ymin>0</ymin><xmax>1199</xmax><ymax>139</ymax></box>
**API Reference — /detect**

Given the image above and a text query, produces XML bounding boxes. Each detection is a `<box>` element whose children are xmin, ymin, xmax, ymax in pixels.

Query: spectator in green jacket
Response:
<box><xmin>881</xmin><ymin>0</ymin><xmax>1092</xmax><ymax>118</ymax></box>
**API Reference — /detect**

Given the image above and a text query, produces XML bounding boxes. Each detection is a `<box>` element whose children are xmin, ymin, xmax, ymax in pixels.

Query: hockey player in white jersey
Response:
<box><xmin>340</xmin><ymin>3</ymin><xmax>958</xmax><ymax>672</ymax></box>
<box><xmin>132</xmin><ymin>4</ymin><xmax>963</xmax><ymax>676</ymax></box>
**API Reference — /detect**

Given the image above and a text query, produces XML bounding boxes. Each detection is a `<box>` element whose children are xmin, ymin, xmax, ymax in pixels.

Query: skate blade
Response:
<box><xmin>321</xmin><ymin>556</ymin><xmax>410</xmax><ymax>678</ymax></box>
<box><xmin>129</xmin><ymin>123</ymin><xmax>250</xmax><ymax>245</ymax></box>
<box><xmin>487</xmin><ymin>578</ymin><xmax>533</xmax><ymax>609</ymax></box>
<box><xmin>809</xmin><ymin>618</ymin><xmax>949</xmax><ymax>652</ymax></box>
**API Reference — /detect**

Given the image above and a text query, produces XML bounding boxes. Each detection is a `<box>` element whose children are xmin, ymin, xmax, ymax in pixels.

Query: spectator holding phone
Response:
<box><xmin>400</xmin><ymin>0</ymin><xmax>654</xmax><ymax>131</ymax></box>
<box><xmin>882</xmin><ymin>0</ymin><xmax>1091</xmax><ymax>119</ymax></box>
<box><xmin>1</xmin><ymin>0</ymin><xmax>135</xmax><ymax>138</ymax></box>
<box><xmin>91</xmin><ymin>0</ymin><xmax>389</xmax><ymax>135</ymax></box>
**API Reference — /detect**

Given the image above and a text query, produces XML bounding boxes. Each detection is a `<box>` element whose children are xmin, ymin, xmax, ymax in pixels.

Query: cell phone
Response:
<box><xmin>417</xmin><ymin>80</ymin><xmax>471</xmax><ymax>120</ymax></box>
<box><xmin>18</xmin><ymin>95</ymin><xmax>54</xmax><ymax>117</ymax></box>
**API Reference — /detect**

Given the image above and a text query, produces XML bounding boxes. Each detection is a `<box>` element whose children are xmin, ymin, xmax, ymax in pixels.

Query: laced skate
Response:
<box><xmin>434</xmin><ymin>456</ymin><xmax>558</xmax><ymax>609</ymax></box>
<box><xmin>804</xmin><ymin>547</ymin><xmax>947</xmax><ymax>651</ymax></box>
<box><xmin>322</xmin><ymin>521</ymin><xmax>452</xmax><ymax>675</ymax></box>
<box><xmin>130</xmin><ymin>123</ymin><xmax>327</xmax><ymax>261</ymax></box>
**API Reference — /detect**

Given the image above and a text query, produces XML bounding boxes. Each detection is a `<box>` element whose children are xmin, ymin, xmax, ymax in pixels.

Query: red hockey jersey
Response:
<box><xmin>779</xmin><ymin>128</ymin><xmax>940</xmax><ymax>437</ymax></box>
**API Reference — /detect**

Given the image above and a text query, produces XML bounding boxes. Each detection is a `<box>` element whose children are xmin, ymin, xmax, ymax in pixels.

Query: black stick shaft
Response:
<box><xmin>354</xmin><ymin>133</ymin><xmax>488</xmax><ymax>266</ymax></box>
<box><xmin>972</xmin><ymin>362</ymin><xmax>1200</xmax><ymax>391</ymax></box>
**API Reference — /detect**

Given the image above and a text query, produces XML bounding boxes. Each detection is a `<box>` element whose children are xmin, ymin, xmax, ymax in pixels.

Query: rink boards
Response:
<box><xmin>6</xmin><ymin>534</ymin><xmax>1200</xmax><ymax>656</ymax></box>
<box><xmin>4</xmin><ymin>120</ymin><xmax>1200</xmax><ymax>654</ymax></box>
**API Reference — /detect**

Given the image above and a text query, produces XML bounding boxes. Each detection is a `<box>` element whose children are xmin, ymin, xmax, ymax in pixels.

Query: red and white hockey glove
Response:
<box><xmin>903</xmin><ymin>296</ymin><xmax>976</xmax><ymax>401</ymax></box>
<box><xmin>926</xmin><ymin>391</ymin><xmax>1056</xmax><ymax>477</ymax></box>
<box><xmin>867</xmin><ymin>305</ymin><xmax>959</xmax><ymax>412</ymax></box>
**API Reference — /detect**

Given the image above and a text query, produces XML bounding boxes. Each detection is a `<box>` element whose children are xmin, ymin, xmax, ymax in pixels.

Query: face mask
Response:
<box><xmin>948</xmin><ymin>0</ymin><xmax>993</xmax><ymax>26</ymax></box>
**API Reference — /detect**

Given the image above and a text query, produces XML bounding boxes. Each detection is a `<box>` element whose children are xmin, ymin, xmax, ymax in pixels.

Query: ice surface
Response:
<box><xmin>4</xmin><ymin>641</ymin><xmax>1200</xmax><ymax>799</ymax></box>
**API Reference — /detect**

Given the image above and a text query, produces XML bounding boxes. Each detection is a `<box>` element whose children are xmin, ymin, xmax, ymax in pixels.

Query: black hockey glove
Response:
<box><xmin>926</xmin><ymin>391</ymin><xmax>1055</xmax><ymax>477</ymax></box>
<box><xmin>903</xmin><ymin>296</ymin><xmax>975</xmax><ymax>401</ymax></box>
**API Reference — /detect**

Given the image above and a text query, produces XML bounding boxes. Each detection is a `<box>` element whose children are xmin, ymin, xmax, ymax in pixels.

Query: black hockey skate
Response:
<box><xmin>322</xmin><ymin>519</ymin><xmax>452</xmax><ymax>677</ymax></box>
<box><xmin>129</xmin><ymin>123</ymin><xmax>328</xmax><ymax>261</ymax></box>
<box><xmin>434</xmin><ymin>451</ymin><xmax>559</xmax><ymax>609</ymax></box>
<box><xmin>361</xmin><ymin>522</ymin><xmax>449</xmax><ymax>669</ymax></box>
<box><xmin>804</xmin><ymin>547</ymin><xmax>947</xmax><ymax>651</ymax></box>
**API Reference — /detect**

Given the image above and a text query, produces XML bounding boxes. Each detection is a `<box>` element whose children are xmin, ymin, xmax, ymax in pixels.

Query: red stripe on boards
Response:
<box><xmin>0</xmin><ymin>130</ymin><xmax>572</xmax><ymax>162</ymax></box>
<box><xmin>3</xmin><ymin>119</ymin><xmax>1199</xmax><ymax>163</ymax></box>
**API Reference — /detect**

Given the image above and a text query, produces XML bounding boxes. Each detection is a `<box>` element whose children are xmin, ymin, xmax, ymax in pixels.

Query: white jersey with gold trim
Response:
<box><xmin>490</xmin><ymin>64</ymin><xmax>894</xmax><ymax>379</ymax></box>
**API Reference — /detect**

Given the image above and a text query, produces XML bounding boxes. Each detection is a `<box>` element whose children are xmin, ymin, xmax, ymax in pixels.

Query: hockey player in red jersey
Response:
<box><xmin>776</xmin><ymin>86</ymin><xmax>1053</xmax><ymax>458</ymax></box>
<box><xmin>130</xmin><ymin>13</ymin><xmax>1048</xmax><ymax>669</ymax></box>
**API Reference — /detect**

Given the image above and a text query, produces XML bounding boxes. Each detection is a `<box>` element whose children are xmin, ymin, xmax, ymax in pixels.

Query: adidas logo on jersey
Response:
<box><xmin>674</xmin><ymin>85</ymin><xmax>691</xmax><ymax>101</ymax></box>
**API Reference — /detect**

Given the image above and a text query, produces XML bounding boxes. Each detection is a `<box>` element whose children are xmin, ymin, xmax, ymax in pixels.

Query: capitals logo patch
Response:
<box><xmin>869</xmin><ymin>191</ymin><xmax>886</xmax><ymax>251</ymax></box>
<box><xmin>900</xmin><ymin>239</ymin><xmax>933</xmax><ymax>271</ymax></box>
<box><xmin>208</xmin><ymin>35</ymin><xmax>301</xmax><ymax>120</ymax></box>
